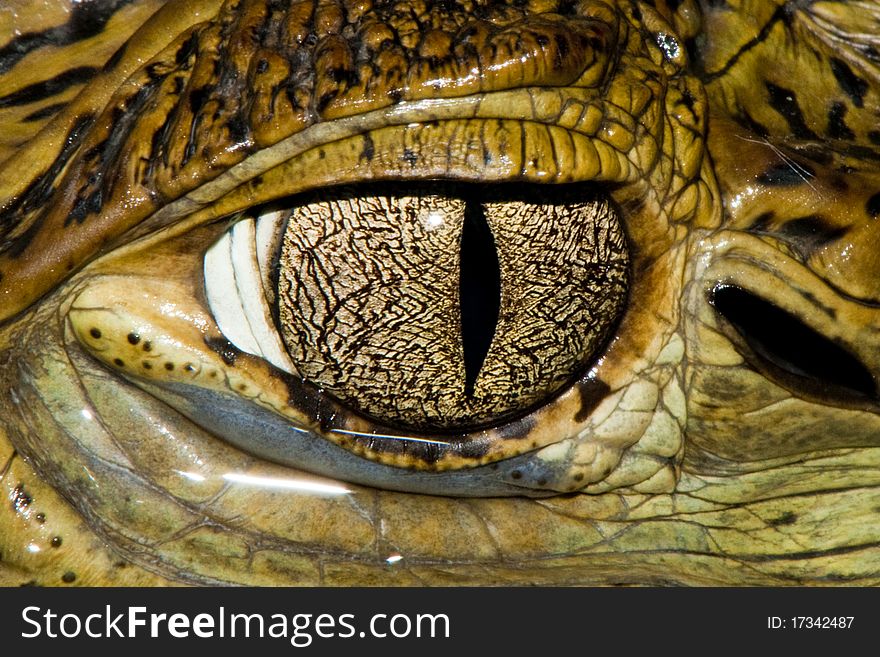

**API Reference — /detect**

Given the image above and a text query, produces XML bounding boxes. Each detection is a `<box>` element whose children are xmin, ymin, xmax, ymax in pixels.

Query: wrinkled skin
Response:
<box><xmin>1</xmin><ymin>0</ymin><xmax>879</xmax><ymax>585</ymax></box>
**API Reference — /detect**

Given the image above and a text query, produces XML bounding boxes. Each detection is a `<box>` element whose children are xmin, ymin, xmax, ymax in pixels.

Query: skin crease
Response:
<box><xmin>0</xmin><ymin>0</ymin><xmax>880</xmax><ymax>586</ymax></box>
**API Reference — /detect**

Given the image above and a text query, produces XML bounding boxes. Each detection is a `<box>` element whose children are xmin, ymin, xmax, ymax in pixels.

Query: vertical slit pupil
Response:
<box><xmin>459</xmin><ymin>197</ymin><xmax>502</xmax><ymax>397</ymax></box>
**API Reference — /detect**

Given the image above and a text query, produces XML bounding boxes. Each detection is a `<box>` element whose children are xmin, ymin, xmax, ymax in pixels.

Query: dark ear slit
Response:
<box><xmin>710</xmin><ymin>285</ymin><xmax>876</xmax><ymax>400</ymax></box>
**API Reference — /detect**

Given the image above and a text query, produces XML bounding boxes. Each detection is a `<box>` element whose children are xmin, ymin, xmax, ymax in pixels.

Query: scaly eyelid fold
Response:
<box><xmin>64</xmin><ymin>277</ymin><xmax>566</xmax><ymax>471</ymax></box>
<box><xmin>64</xmin><ymin>277</ymin><xmax>593</xmax><ymax>496</ymax></box>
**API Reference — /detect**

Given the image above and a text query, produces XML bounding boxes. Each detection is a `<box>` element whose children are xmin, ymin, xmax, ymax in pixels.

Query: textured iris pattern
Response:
<box><xmin>276</xmin><ymin>186</ymin><xmax>629</xmax><ymax>429</ymax></box>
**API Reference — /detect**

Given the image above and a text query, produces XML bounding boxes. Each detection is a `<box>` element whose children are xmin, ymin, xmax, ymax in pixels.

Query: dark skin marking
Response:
<box><xmin>830</xmin><ymin>58</ymin><xmax>868</xmax><ymax>108</ymax></box>
<box><xmin>749</xmin><ymin>211</ymin><xmax>775</xmax><ymax>233</ymax></box>
<box><xmin>776</xmin><ymin>215</ymin><xmax>850</xmax><ymax>256</ymax></box>
<box><xmin>827</xmin><ymin>101</ymin><xmax>855</xmax><ymax>141</ymax></box>
<box><xmin>145</xmin><ymin>104</ymin><xmax>179</xmax><ymax>180</ymax></box>
<box><xmin>829</xmin><ymin>176</ymin><xmax>849</xmax><ymax>193</ymax></box>
<box><xmin>737</xmin><ymin>110</ymin><xmax>769</xmax><ymax>139</ymax></box>
<box><xmin>701</xmin><ymin>6</ymin><xmax>786</xmax><ymax>82</ymax></box>
<box><xmin>1</xmin><ymin>114</ymin><xmax>95</xmax><ymax>256</ymax></box>
<box><xmin>204</xmin><ymin>336</ymin><xmax>240</xmax><ymax>366</ymax></box>
<box><xmin>0</xmin><ymin>0</ymin><xmax>130</xmax><ymax>76</ymax></box>
<box><xmin>226</xmin><ymin>114</ymin><xmax>250</xmax><ymax>145</ymax></box>
<box><xmin>768</xmin><ymin>511</ymin><xmax>798</xmax><ymax>527</ymax></box>
<box><xmin>317</xmin><ymin>90</ymin><xmax>339</xmax><ymax>113</ymax></box>
<box><xmin>866</xmin><ymin>192</ymin><xmax>880</xmax><ymax>219</ymax></box>
<box><xmin>765</xmin><ymin>82</ymin><xmax>819</xmax><ymax>140</ymax></box>
<box><xmin>756</xmin><ymin>161</ymin><xmax>816</xmax><ymax>187</ymax></box>
<box><xmin>0</xmin><ymin>66</ymin><xmax>98</xmax><ymax>109</ymax></box>
<box><xmin>101</xmin><ymin>41</ymin><xmax>127</xmax><ymax>73</ymax></box>
<box><xmin>61</xmin><ymin>571</ymin><xmax>76</xmax><ymax>583</ymax></box>
<box><xmin>64</xmin><ymin>77</ymin><xmax>165</xmax><ymax>227</ymax></box>
<box><xmin>360</xmin><ymin>133</ymin><xmax>375</xmax><ymax>162</ymax></box>
<box><xmin>494</xmin><ymin>414</ymin><xmax>537</xmax><ymax>441</ymax></box>
<box><xmin>90</xmin><ymin>328</ymin><xmax>102</xmax><ymax>339</ymax></box>
<box><xmin>51</xmin><ymin>536</ymin><xmax>62</xmax><ymax>548</ymax></box>
<box><xmin>574</xmin><ymin>377</ymin><xmax>611</xmax><ymax>422</ymax></box>
<box><xmin>127</xmin><ymin>333</ymin><xmax>140</xmax><ymax>345</ymax></box>
<box><xmin>175</xmin><ymin>32</ymin><xmax>200</xmax><ymax>68</ymax></box>
<box><xmin>113</xmin><ymin>358</ymin><xmax>125</xmax><ymax>367</ymax></box>
<box><xmin>841</xmin><ymin>143</ymin><xmax>880</xmax><ymax>162</ymax></box>
<box><xmin>22</xmin><ymin>102</ymin><xmax>68</xmax><ymax>123</ymax></box>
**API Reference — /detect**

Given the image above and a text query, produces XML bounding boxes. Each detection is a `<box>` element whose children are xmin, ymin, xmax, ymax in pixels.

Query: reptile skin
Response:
<box><xmin>0</xmin><ymin>0</ymin><xmax>879</xmax><ymax>585</ymax></box>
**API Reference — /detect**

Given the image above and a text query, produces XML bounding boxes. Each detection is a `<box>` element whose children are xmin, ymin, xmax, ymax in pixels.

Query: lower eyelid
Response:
<box><xmin>64</xmin><ymin>275</ymin><xmax>579</xmax><ymax>495</ymax></box>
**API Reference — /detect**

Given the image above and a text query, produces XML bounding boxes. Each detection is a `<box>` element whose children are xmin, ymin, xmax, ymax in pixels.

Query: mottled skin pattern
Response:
<box><xmin>0</xmin><ymin>0</ymin><xmax>879</xmax><ymax>585</ymax></box>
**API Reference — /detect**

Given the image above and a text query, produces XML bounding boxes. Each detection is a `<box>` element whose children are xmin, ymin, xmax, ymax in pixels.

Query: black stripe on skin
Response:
<box><xmin>866</xmin><ymin>192</ymin><xmax>880</xmax><ymax>219</ymax></box>
<box><xmin>174</xmin><ymin>32</ymin><xmax>200</xmax><ymax>68</ymax></box>
<box><xmin>765</xmin><ymin>82</ymin><xmax>819</xmax><ymax>140</ymax></box>
<box><xmin>756</xmin><ymin>161</ymin><xmax>816</xmax><ymax>187</ymax></box>
<box><xmin>65</xmin><ymin>74</ymin><xmax>165</xmax><ymax>226</ymax></box>
<box><xmin>145</xmin><ymin>105</ymin><xmax>178</xmax><ymax>182</ymax></box>
<box><xmin>830</xmin><ymin>58</ymin><xmax>868</xmax><ymax>109</ymax></box>
<box><xmin>0</xmin><ymin>114</ymin><xmax>95</xmax><ymax>256</ymax></box>
<box><xmin>143</xmin><ymin>75</ymin><xmax>188</xmax><ymax>182</ymax></box>
<box><xmin>0</xmin><ymin>0</ymin><xmax>131</xmax><ymax>76</ymax></box>
<box><xmin>180</xmin><ymin>86</ymin><xmax>211</xmax><ymax>168</ymax></box>
<box><xmin>775</xmin><ymin>215</ymin><xmax>850</xmax><ymax>256</ymax></box>
<box><xmin>828</xmin><ymin>175</ymin><xmax>849</xmax><ymax>193</ymax></box>
<box><xmin>791</xmin><ymin>143</ymin><xmax>834</xmax><ymax>166</ymax></box>
<box><xmin>359</xmin><ymin>133</ymin><xmax>375</xmax><ymax>162</ymax></box>
<box><xmin>841</xmin><ymin>143</ymin><xmax>880</xmax><ymax>162</ymax></box>
<box><xmin>101</xmin><ymin>41</ymin><xmax>127</xmax><ymax>73</ymax></box>
<box><xmin>749</xmin><ymin>211</ymin><xmax>775</xmax><ymax>233</ymax></box>
<box><xmin>737</xmin><ymin>110</ymin><xmax>770</xmax><ymax>139</ymax></box>
<box><xmin>827</xmin><ymin>102</ymin><xmax>855</xmax><ymax>141</ymax></box>
<box><xmin>22</xmin><ymin>102</ymin><xmax>68</xmax><ymax>123</ymax></box>
<box><xmin>701</xmin><ymin>5</ymin><xmax>786</xmax><ymax>82</ymax></box>
<box><xmin>862</xmin><ymin>45</ymin><xmax>880</xmax><ymax>64</ymax></box>
<box><xmin>749</xmin><ymin>213</ymin><xmax>849</xmax><ymax>258</ymax></box>
<box><xmin>0</xmin><ymin>66</ymin><xmax>98</xmax><ymax>109</ymax></box>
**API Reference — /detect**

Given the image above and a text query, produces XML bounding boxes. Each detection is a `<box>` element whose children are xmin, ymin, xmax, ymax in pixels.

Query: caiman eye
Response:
<box><xmin>204</xmin><ymin>183</ymin><xmax>629</xmax><ymax>431</ymax></box>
